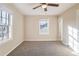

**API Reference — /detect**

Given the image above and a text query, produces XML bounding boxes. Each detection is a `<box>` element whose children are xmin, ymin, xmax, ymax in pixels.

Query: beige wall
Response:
<box><xmin>0</xmin><ymin>4</ymin><xmax>24</xmax><ymax>56</ymax></box>
<box><xmin>59</xmin><ymin>4</ymin><xmax>79</xmax><ymax>51</ymax></box>
<box><xmin>24</xmin><ymin>15</ymin><xmax>58</xmax><ymax>41</ymax></box>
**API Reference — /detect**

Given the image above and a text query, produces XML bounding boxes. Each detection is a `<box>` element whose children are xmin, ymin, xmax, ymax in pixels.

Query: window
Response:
<box><xmin>39</xmin><ymin>19</ymin><xmax>49</xmax><ymax>35</ymax></box>
<box><xmin>0</xmin><ymin>10</ymin><xmax>12</xmax><ymax>41</ymax></box>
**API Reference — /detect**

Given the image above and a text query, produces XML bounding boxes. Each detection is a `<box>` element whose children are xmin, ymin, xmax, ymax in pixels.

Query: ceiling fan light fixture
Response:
<box><xmin>41</xmin><ymin>4</ymin><xmax>47</xmax><ymax>8</ymax></box>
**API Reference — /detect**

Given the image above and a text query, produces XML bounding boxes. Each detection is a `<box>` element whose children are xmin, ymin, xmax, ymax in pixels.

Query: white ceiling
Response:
<box><xmin>13</xmin><ymin>3</ymin><xmax>76</xmax><ymax>15</ymax></box>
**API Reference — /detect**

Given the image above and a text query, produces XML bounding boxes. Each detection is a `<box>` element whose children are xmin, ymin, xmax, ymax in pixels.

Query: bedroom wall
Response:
<box><xmin>0</xmin><ymin>3</ymin><xmax>24</xmax><ymax>56</ymax></box>
<box><xmin>24</xmin><ymin>15</ymin><xmax>58</xmax><ymax>41</ymax></box>
<box><xmin>59</xmin><ymin>4</ymin><xmax>79</xmax><ymax>52</ymax></box>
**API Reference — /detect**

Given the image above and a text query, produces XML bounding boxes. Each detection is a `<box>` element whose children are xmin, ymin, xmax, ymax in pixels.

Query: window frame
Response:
<box><xmin>39</xmin><ymin>19</ymin><xmax>49</xmax><ymax>35</ymax></box>
<box><xmin>0</xmin><ymin>9</ymin><xmax>12</xmax><ymax>41</ymax></box>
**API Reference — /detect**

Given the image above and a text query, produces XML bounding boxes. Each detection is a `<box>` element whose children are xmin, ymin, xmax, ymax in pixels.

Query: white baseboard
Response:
<box><xmin>4</xmin><ymin>41</ymin><xmax>23</xmax><ymax>56</ymax></box>
<box><xmin>24</xmin><ymin>39</ymin><xmax>58</xmax><ymax>41</ymax></box>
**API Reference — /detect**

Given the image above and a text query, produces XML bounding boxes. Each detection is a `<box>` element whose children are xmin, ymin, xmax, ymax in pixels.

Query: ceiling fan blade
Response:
<box><xmin>48</xmin><ymin>3</ymin><xmax>59</xmax><ymax>7</ymax></box>
<box><xmin>44</xmin><ymin>8</ymin><xmax>47</xmax><ymax>11</ymax></box>
<box><xmin>33</xmin><ymin>5</ymin><xmax>41</xmax><ymax>9</ymax></box>
<box><xmin>40</xmin><ymin>3</ymin><xmax>46</xmax><ymax>5</ymax></box>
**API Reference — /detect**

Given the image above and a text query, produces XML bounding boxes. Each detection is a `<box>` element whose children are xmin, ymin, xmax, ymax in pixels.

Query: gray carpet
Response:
<box><xmin>8</xmin><ymin>41</ymin><xmax>75</xmax><ymax>56</ymax></box>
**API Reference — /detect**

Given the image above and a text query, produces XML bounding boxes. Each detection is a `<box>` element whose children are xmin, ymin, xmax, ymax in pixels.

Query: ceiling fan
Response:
<box><xmin>33</xmin><ymin>3</ymin><xmax>59</xmax><ymax>12</ymax></box>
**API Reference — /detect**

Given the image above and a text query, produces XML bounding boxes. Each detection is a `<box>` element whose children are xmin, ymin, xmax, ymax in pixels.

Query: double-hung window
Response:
<box><xmin>0</xmin><ymin>10</ymin><xmax>12</xmax><ymax>41</ymax></box>
<box><xmin>39</xmin><ymin>19</ymin><xmax>49</xmax><ymax>35</ymax></box>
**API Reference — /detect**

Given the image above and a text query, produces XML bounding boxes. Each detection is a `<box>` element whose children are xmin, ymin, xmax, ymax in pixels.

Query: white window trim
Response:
<box><xmin>0</xmin><ymin>9</ymin><xmax>13</xmax><ymax>43</ymax></box>
<box><xmin>39</xmin><ymin>19</ymin><xmax>49</xmax><ymax>35</ymax></box>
